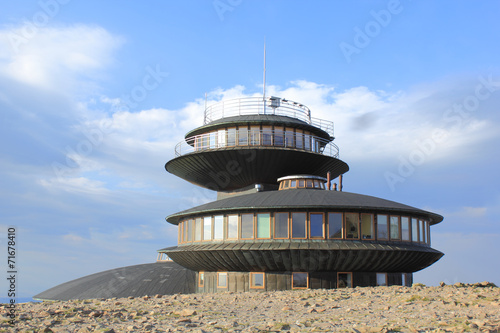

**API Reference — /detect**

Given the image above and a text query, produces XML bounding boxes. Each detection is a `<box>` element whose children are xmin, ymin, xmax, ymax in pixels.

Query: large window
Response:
<box><xmin>274</xmin><ymin>128</ymin><xmax>284</xmax><ymax>146</ymax></box>
<box><xmin>198</xmin><ymin>272</ymin><xmax>205</xmax><ymax>288</ymax></box>
<box><xmin>227</xmin><ymin>128</ymin><xmax>236</xmax><ymax>146</ymax></box>
<box><xmin>285</xmin><ymin>128</ymin><xmax>294</xmax><ymax>147</ymax></box>
<box><xmin>420</xmin><ymin>220</ymin><xmax>425</xmax><ymax>243</ymax></box>
<box><xmin>295</xmin><ymin>130</ymin><xmax>303</xmax><ymax>149</ymax></box>
<box><xmin>186</xmin><ymin>219</ymin><xmax>193</xmax><ymax>242</ymax></box>
<box><xmin>241</xmin><ymin>213</ymin><xmax>254</xmax><ymax>239</ymax></box>
<box><xmin>217</xmin><ymin>129</ymin><xmax>226</xmax><ymax>147</ymax></box>
<box><xmin>238</xmin><ymin>127</ymin><xmax>248</xmax><ymax>146</ymax></box>
<box><xmin>337</xmin><ymin>272</ymin><xmax>352</xmax><ymax>288</ymax></box>
<box><xmin>361</xmin><ymin>214</ymin><xmax>374</xmax><ymax>239</ymax></box>
<box><xmin>256</xmin><ymin>213</ymin><xmax>271</xmax><ymax>239</ymax></box>
<box><xmin>227</xmin><ymin>214</ymin><xmax>238</xmax><ymax>239</ymax></box>
<box><xmin>345</xmin><ymin>213</ymin><xmax>359</xmax><ymax>239</ymax></box>
<box><xmin>304</xmin><ymin>133</ymin><xmax>311</xmax><ymax>151</ymax></box>
<box><xmin>250</xmin><ymin>272</ymin><xmax>265</xmax><ymax>289</ymax></box>
<box><xmin>262</xmin><ymin>126</ymin><xmax>273</xmax><ymax>146</ymax></box>
<box><xmin>377</xmin><ymin>215</ymin><xmax>388</xmax><ymax>240</ymax></box>
<box><xmin>292</xmin><ymin>272</ymin><xmax>308</xmax><ymax>289</ymax></box>
<box><xmin>203</xmin><ymin>216</ymin><xmax>212</xmax><ymax>241</ymax></box>
<box><xmin>309</xmin><ymin>213</ymin><xmax>324</xmax><ymax>238</ymax></box>
<box><xmin>401</xmin><ymin>217</ymin><xmax>410</xmax><ymax>241</ymax></box>
<box><xmin>291</xmin><ymin>212</ymin><xmax>307</xmax><ymax>238</ymax></box>
<box><xmin>390</xmin><ymin>216</ymin><xmax>400</xmax><ymax>240</ymax></box>
<box><xmin>250</xmin><ymin>126</ymin><xmax>260</xmax><ymax>145</ymax></box>
<box><xmin>328</xmin><ymin>213</ymin><xmax>343</xmax><ymax>239</ymax></box>
<box><xmin>411</xmin><ymin>218</ymin><xmax>418</xmax><ymax>242</ymax></box>
<box><xmin>376</xmin><ymin>273</ymin><xmax>387</xmax><ymax>286</ymax></box>
<box><xmin>209</xmin><ymin>132</ymin><xmax>216</xmax><ymax>149</ymax></box>
<box><xmin>217</xmin><ymin>272</ymin><xmax>227</xmax><ymax>288</ymax></box>
<box><xmin>213</xmin><ymin>215</ymin><xmax>224</xmax><ymax>240</ymax></box>
<box><xmin>194</xmin><ymin>218</ymin><xmax>202</xmax><ymax>241</ymax></box>
<box><xmin>274</xmin><ymin>212</ymin><xmax>289</xmax><ymax>238</ymax></box>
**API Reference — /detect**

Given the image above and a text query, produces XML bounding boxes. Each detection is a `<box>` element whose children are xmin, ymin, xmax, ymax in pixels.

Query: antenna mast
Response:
<box><xmin>263</xmin><ymin>39</ymin><xmax>266</xmax><ymax>114</ymax></box>
<box><xmin>263</xmin><ymin>40</ymin><xmax>266</xmax><ymax>100</ymax></box>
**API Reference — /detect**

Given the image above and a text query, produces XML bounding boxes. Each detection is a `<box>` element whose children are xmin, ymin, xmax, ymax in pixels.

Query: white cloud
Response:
<box><xmin>0</xmin><ymin>24</ymin><xmax>124</xmax><ymax>91</ymax></box>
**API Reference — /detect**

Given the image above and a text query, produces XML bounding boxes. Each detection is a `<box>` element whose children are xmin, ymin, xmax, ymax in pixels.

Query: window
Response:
<box><xmin>238</xmin><ymin>127</ymin><xmax>248</xmax><ymax>146</ymax></box>
<box><xmin>209</xmin><ymin>132</ymin><xmax>217</xmax><ymax>148</ymax></box>
<box><xmin>291</xmin><ymin>212</ymin><xmax>307</xmax><ymax>238</ymax></box>
<box><xmin>376</xmin><ymin>273</ymin><xmax>387</xmax><ymax>286</ymax></box>
<box><xmin>283</xmin><ymin>180</ymin><xmax>290</xmax><ymax>189</ymax></box>
<box><xmin>295</xmin><ymin>130</ymin><xmax>303</xmax><ymax>149</ymax></box>
<box><xmin>298</xmin><ymin>179</ymin><xmax>305</xmax><ymax>188</ymax></box>
<box><xmin>377</xmin><ymin>215</ymin><xmax>388</xmax><ymax>240</ymax></box>
<box><xmin>274</xmin><ymin>128</ymin><xmax>284</xmax><ymax>146</ymax></box>
<box><xmin>201</xmin><ymin>134</ymin><xmax>209</xmax><ymax>150</ymax></box>
<box><xmin>292</xmin><ymin>272</ymin><xmax>308</xmax><ymax>289</ymax></box>
<box><xmin>361</xmin><ymin>214</ymin><xmax>374</xmax><ymax>240</ymax></box>
<box><xmin>427</xmin><ymin>222</ymin><xmax>431</xmax><ymax>245</ymax></box>
<box><xmin>306</xmin><ymin>179</ymin><xmax>313</xmax><ymax>188</ymax></box>
<box><xmin>178</xmin><ymin>221</ymin><xmax>183</xmax><ymax>243</ymax></box>
<box><xmin>256</xmin><ymin>213</ymin><xmax>271</xmax><ymax>239</ymax></box>
<box><xmin>411</xmin><ymin>218</ymin><xmax>418</xmax><ymax>242</ymax></box>
<box><xmin>390</xmin><ymin>216</ymin><xmax>400</xmax><ymax>240</ymax></box>
<box><xmin>337</xmin><ymin>272</ymin><xmax>352</xmax><ymax>288</ymax></box>
<box><xmin>309</xmin><ymin>213</ymin><xmax>324</xmax><ymax>238</ymax></box>
<box><xmin>401</xmin><ymin>217</ymin><xmax>410</xmax><ymax>241</ymax></box>
<box><xmin>274</xmin><ymin>212</ymin><xmax>289</xmax><ymax>238</ymax></box>
<box><xmin>213</xmin><ymin>215</ymin><xmax>224</xmax><ymax>240</ymax></box>
<box><xmin>250</xmin><ymin>126</ymin><xmax>260</xmax><ymax>145</ymax></box>
<box><xmin>304</xmin><ymin>133</ymin><xmax>311</xmax><ymax>151</ymax></box>
<box><xmin>285</xmin><ymin>128</ymin><xmax>294</xmax><ymax>147</ymax></box>
<box><xmin>194</xmin><ymin>218</ymin><xmax>202</xmax><ymax>241</ymax></box>
<box><xmin>313</xmin><ymin>180</ymin><xmax>321</xmax><ymax>189</ymax></box>
<box><xmin>419</xmin><ymin>220</ymin><xmax>425</xmax><ymax>243</ymax></box>
<box><xmin>328</xmin><ymin>212</ymin><xmax>343</xmax><ymax>239</ymax></box>
<box><xmin>250</xmin><ymin>272</ymin><xmax>265</xmax><ymax>289</ymax></box>
<box><xmin>241</xmin><ymin>213</ymin><xmax>254</xmax><ymax>239</ymax></box>
<box><xmin>227</xmin><ymin>214</ymin><xmax>238</xmax><ymax>239</ymax></box>
<box><xmin>227</xmin><ymin>128</ymin><xmax>236</xmax><ymax>146</ymax></box>
<box><xmin>198</xmin><ymin>272</ymin><xmax>205</xmax><ymax>288</ymax></box>
<box><xmin>203</xmin><ymin>216</ymin><xmax>212</xmax><ymax>241</ymax></box>
<box><xmin>217</xmin><ymin>129</ymin><xmax>226</xmax><ymax>147</ymax></box>
<box><xmin>186</xmin><ymin>219</ymin><xmax>193</xmax><ymax>242</ymax></box>
<box><xmin>345</xmin><ymin>213</ymin><xmax>359</xmax><ymax>239</ymax></box>
<box><xmin>422</xmin><ymin>221</ymin><xmax>426</xmax><ymax>243</ymax></box>
<box><xmin>217</xmin><ymin>272</ymin><xmax>227</xmax><ymax>288</ymax></box>
<box><xmin>290</xmin><ymin>180</ymin><xmax>296</xmax><ymax>188</ymax></box>
<box><xmin>262</xmin><ymin>126</ymin><xmax>273</xmax><ymax>146</ymax></box>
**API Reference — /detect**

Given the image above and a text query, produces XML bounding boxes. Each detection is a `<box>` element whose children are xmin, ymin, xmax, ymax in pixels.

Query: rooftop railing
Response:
<box><xmin>174</xmin><ymin>128</ymin><xmax>340</xmax><ymax>158</ymax></box>
<box><xmin>203</xmin><ymin>97</ymin><xmax>334</xmax><ymax>137</ymax></box>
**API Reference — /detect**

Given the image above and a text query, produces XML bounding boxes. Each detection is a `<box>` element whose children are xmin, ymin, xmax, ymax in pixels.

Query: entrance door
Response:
<box><xmin>337</xmin><ymin>272</ymin><xmax>352</xmax><ymax>288</ymax></box>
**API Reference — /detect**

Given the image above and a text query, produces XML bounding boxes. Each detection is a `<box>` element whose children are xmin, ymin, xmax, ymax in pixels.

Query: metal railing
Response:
<box><xmin>174</xmin><ymin>128</ymin><xmax>340</xmax><ymax>158</ymax></box>
<box><xmin>203</xmin><ymin>97</ymin><xmax>334</xmax><ymax>137</ymax></box>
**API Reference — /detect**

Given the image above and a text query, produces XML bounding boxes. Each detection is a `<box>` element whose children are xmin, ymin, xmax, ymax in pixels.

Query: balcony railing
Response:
<box><xmin>203</xmin><ymin>97</ymin><xmax>334</xmax><ymax>137</ymax></box>
<box><xmin>174</xmin><ymin>128</ymin><xmax>340</xmax><ymax>158</ymax></box>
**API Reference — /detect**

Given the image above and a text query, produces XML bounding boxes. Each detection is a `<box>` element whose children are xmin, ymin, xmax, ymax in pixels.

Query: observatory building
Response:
<box><xmin>35</xmin><ymin>96</ymin><xmax>443</xmax><ymax>300</ymax></box>
<box><xmin>161</xmin><ymin>96</ymin><xmax>444</xmax><ymax>292</ymax></box>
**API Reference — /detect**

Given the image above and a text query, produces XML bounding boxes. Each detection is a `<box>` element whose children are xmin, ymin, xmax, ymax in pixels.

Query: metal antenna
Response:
<box><xmin>263</xmin><ymin>38</ymin><xmax>266</xmax><ymax>114</ymax></box>
<box><xmin>263</xmin><ymin>39</ymin><xmax>266</xmax><ymax>100</ymax></box>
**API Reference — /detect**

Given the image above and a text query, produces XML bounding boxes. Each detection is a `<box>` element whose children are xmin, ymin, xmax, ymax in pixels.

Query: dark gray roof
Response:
<box><xmin>33</xmin><ymin>262</ymin><xmax>195</xmax><ymax>301</ymax></box>
<box><xmin>166</xmin><ymin>189</ymin><xmax>443</xmax><ymax>225</ymax></box>
<box><xmin>186</xmin><ymin>115</ymin><xmax>331</xmax><ymax>140</ymax></box>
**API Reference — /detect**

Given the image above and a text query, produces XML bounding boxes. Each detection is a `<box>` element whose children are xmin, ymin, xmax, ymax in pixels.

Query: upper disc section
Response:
<box><xmin>166</xmin><ymin>96</ymin><xmax>349</xmax><ymax>191</ymax></box>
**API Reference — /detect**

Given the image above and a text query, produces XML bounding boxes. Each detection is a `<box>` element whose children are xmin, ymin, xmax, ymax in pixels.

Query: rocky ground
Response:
<box><xmin>2</xmin><ymin>282</ymin><xmax>499</xmax><ymax>332</ymax></box>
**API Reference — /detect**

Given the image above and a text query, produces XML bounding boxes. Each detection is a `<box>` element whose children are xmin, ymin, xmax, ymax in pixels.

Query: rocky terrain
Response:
<box><xmin>2</xmin><ymin>282</ymin><xmax>499</xmax><ymax>332</ymax></box>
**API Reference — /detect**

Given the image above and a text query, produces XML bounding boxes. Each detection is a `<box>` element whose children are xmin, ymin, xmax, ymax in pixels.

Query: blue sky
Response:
<box><xmin>1</xmin><ymin>1</ymin><xmax>499</xmax><ymax>298</ymax></box>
